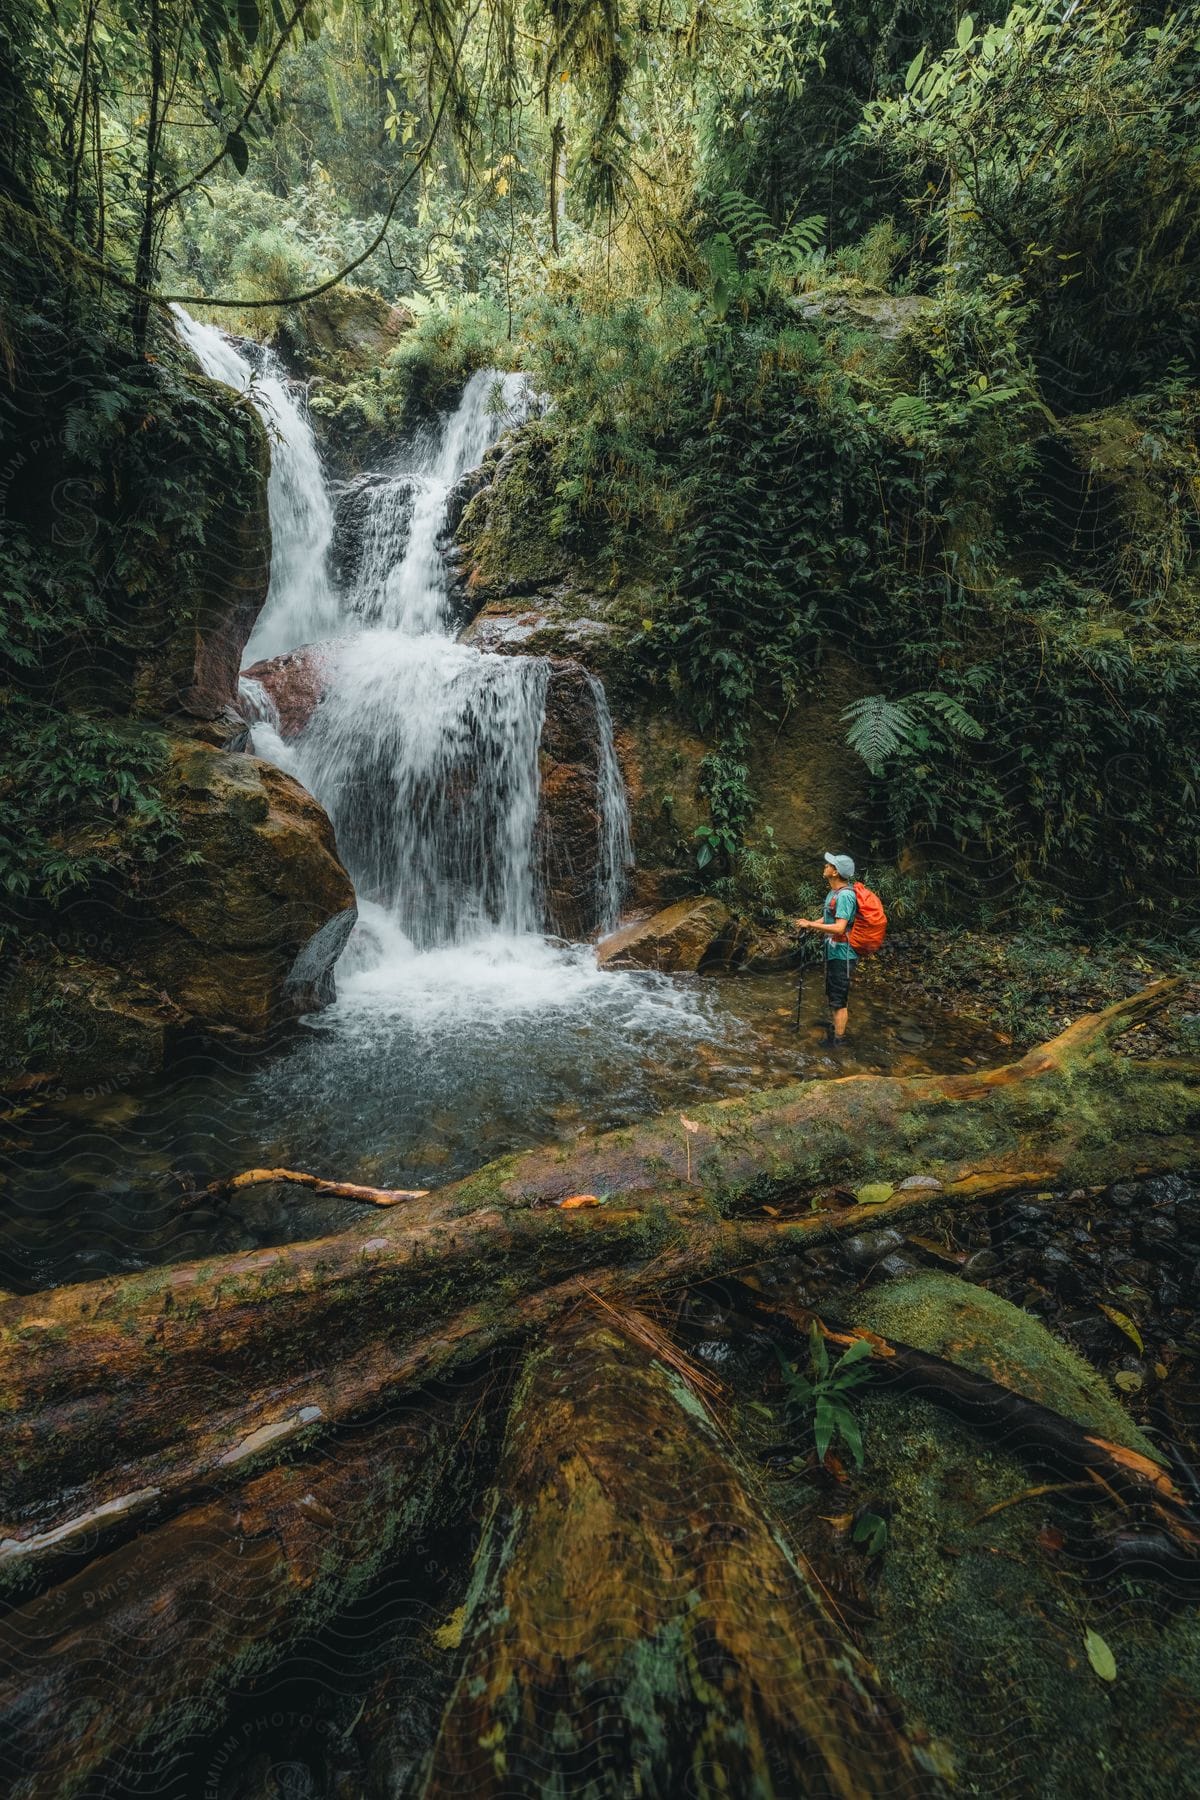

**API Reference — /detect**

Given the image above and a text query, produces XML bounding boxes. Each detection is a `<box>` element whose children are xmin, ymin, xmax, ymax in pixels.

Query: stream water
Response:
<box><xmin>0</xmin><ymin>319</ymin><xmax>1002</xmax><ymax>1292</ymax></box>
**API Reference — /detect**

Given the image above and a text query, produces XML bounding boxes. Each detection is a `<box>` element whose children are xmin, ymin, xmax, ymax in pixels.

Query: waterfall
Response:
<box><xmin>173</xmin><ymin>307</ymin><xmax>631</xmax><ymax>966</ymax></box>
<box><xmin>293</xmin><ymin>632</ymin><xmax>549</xmax><ymax>946</ymax></box>
<box><xmin>589</xmin><ymin>673</ymin><xmax>634</xmax><ymax>933</ymax></box>
<box><xmin>170</xmin><ymin>306</ymin><xmax>340</xmax><ymax>662</ymax></box>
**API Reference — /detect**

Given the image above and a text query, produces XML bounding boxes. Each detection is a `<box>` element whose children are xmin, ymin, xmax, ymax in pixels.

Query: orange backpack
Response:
<box><xmin>846</xmin><ymin>882</ymin><xmax>888</xmax><ymax>956</ymax></box>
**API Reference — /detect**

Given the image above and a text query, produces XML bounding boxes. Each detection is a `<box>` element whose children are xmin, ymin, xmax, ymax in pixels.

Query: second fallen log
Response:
<box><xmin>422</xmin><ymin>1309</ymin><xmax>950</xmax><ymax>1799</ymax></box>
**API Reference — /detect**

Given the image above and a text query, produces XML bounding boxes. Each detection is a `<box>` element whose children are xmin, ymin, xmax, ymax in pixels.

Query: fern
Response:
<box><xmin>769</xmin><ymin>212</ymin><xmax>826</xmax><ymax>275</ymax></box>
<box><xmin>841</xmin><ymin>695</ymin><xmax>916</xmax><ymax>773</ymax></box>
<box><xmin>917</xmin><ymin>690</ymin><xmax>986</xmax><ymax>741</ymax></box>
<box><xmin>842</xmin><ymin>690</ymin><xmax>985</xmax><ymax>774</ymax></box>
<box><xmin>715</xmin><ymin>190</ymin><xmax>773</xmax><ymax>252</ymax></box>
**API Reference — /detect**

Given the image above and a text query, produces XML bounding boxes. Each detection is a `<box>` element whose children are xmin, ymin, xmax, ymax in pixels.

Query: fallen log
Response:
<box><xmin>422</xmin><ymin>1309</ymin><xmax>951</xmax><ymax>1799</ymax></box>
<box><xmin>733</xmin><ymin>1286</ymin><xmax>1200</xmax><ymax>1561</ymax></box>
<box><xmin>2</xmin><ymin>984</ymin><xmax>1194</xmax><ymax>1587</ymax></box>
<box><xmin>0</xmin><ymin>1385</ymin><xmax>493</xmax><ymax>1800</ymax></box>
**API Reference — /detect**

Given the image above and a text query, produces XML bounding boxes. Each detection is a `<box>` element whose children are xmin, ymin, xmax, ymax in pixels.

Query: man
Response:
<box><xmin>794</xmin><ymin>853</ymin><xmax>857</xmax><ymax>1042</ymax></box>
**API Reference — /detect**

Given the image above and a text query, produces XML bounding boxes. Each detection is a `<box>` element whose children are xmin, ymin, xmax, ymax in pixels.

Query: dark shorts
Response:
<box><xmin>825</xmin><ymin>958</ymin><xmax>851</xmax><ymax>1009</ymax></box>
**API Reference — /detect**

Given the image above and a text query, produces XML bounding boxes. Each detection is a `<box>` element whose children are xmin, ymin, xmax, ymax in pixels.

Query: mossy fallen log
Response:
<box><xmin>0</xmin><ymin>1389</ymin><xmax>491</xmax><ymax>1800</ymax></box>
<box><xmin>734</xmin><ymin>1283</ymin><xmax>1200</xmax><ymax>1563</ymax></box>
<box><xmin>422</xmin><ymin>1310</ymin><xmax>951</xmax><ymax>1799</ymax></box>
<box><xmin>1</xmin><ymin>984</ymin><xmax>1194</xmax><ymax>1589</ymax></box>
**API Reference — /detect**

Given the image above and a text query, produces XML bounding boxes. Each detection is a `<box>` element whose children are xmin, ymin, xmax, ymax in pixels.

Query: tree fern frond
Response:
<box><xmin>841</xmin><ymin>695</ymin><xmax>916</xmax><ymax>773</ymax></box>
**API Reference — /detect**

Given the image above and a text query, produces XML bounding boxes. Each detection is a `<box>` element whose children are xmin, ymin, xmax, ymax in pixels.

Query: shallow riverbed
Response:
<box><xmin>0</xmin><ymin>936</ymin><xmax>1002</xmax><ymax>1293</ymax></box>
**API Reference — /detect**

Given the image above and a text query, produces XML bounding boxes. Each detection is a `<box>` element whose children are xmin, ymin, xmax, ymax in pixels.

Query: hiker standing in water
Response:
<box><xmin>795</xmin><ymin>853</ymin><xmax>858</xmax><ymax>1042</ymax></box>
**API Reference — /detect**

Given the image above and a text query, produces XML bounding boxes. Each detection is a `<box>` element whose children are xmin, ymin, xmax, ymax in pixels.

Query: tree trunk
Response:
<box><xmin>422</xmin><ymin>1309</ymin><xmax>950</xmax><ymax>1799</ymax></box>
<box><xmin>734</xmin><ymin>1285</ymin><xmax>1200</xmax><ymax>1555</ymax></box>
<box><xmin>0</xmin><ymin>1388</ymin><xmax>493</xmax><ymax>1800</ymax></box>
<box><xmin>2</xmin><ymin>985</ymin><xmax>1194</xmax><ymax>1586</ymax></box>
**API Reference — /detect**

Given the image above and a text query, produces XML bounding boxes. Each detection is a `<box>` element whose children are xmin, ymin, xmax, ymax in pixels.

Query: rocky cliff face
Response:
<box><xmin>2</xmin><ymin>344</ymin><xmax>357</xmax><ymax>1088</ymax></box>
<box><xmin>130</xmin><ymin>377</ymin><xmax>274</xmax><ymax>724</ymax></box>
<box><xmin>450</xmin><ymin>426</ymin><xmax>872</xmax><ymax>919</ymax></box>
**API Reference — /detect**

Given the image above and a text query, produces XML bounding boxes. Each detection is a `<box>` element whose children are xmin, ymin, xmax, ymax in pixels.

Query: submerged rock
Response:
<box><xmin>596</xmin><ymin>896</ymin><xmax>733</xmax><ymax>972</ymax></box>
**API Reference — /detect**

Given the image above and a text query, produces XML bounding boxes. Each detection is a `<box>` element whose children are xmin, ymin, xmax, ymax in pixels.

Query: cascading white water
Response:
<box><xmin>174</xmin><ymin>306</ymin><xmax>633</xmax><ymax>970</ymax></box>
<box><xmin>381</xmin><ymin>369</ymin><xmax>526</xmax><ymax>635</ymax></box>
<box><xmin>295</xmin><ymin>631</ymin><xmax>549</xmax><ymax>946</ymax></box>
<box><xmin>170</xmin><ymin>306</ymin><xmax>340</xmax><ymax>663</ymax></box>
<box><xmin>588</xmin><ymin>672</ymin><xmax>635</xmax><ymax>936</ymax></box>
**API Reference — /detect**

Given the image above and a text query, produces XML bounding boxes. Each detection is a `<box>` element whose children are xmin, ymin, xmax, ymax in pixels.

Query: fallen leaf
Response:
<box><xmin>1098</xmin><ymin>1304</ymin><xmax>1145</xmax><ymax>1354</ymax></box>
<box><xmin>819</xmin><ymin>1513</ymin><xmax>854</xmax><ymax>1530</ymax></box>
<box><xmin>433</xmin><ymin>1604</ymin><xmax>466</xmax><ymax>1651</ymax></box>
<box><xmin>559</xmin><ymin>1193</ymin><xmax>600</xmax><ymax>1209</ymax></box>
<box><xmin>1084</xmin><ymin>1628</ymin><xmax>1117</xmax><ymax>1682</ymax></box>
<box><xmin>679</xmin><ymin>1115</ymin><xmax>701</xmax><ymax>1134</ymax></box>
<box><xmin>855</xmin><ymin>1182</ymin><xmax>893</xmax><ymax>1206</ymax></box>
<box><xmin>1037</xmin><ymin>1524</ymin><xmax>1066</xmax><ymax>1554</ymax></box>
<box><xmin>1154</xmin><ymin>1362</ymin><xmax>1168</xmax><ymax>1380</ymax></box>
<box><xmin>906</xmin><ymin>1233</ymin><xmax>966</xmax><ymax>1265</ymax></box>
<box><xmin>760</xmin><ymin>1204</ymin><xmax>780</xmax><ymax>1217</ymax></box>
<box><xmin>1114</xmin><ymin>1370</ymin><xmax>1143</xmax><ymax>1393</ymax></box>
<box><xmin>823</xmin><ymin>1451</ymin><xmax>848</xmax><ymax>1481</ymax></box>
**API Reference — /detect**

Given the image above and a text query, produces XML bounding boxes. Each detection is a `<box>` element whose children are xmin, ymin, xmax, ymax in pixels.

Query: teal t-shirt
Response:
<box><xmin>824</xmin><ymin>886</ymin><xmax>857</xmax><ymax>962</ymax></box>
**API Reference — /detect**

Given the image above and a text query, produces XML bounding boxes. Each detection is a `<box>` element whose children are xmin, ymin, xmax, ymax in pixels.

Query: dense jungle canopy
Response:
<box><xmin>3</xmin><ymin>0</ymin><xmax>1200</xmax><ymax>940</ymax></box>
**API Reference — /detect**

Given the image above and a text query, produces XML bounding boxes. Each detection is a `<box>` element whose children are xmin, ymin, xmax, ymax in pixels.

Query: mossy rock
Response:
<box><xmin>0</xmin><ymin>950</ymin><xmax>186</xmax><ymax>1087</ymax></box>
<box><xmin>854</xmin><ymin>1389</ymin><xmax>1200</xmax><ymax>1799</ymax></box>
<box><xmin>278</xmin><ymin>286</ymin><xmax>415</xmax><ymax>381</ymax></box>
<box><xmin>851</xmin><ymin>1271</ymin><xmax>1160</xmax><ymax>1461</ymax></box>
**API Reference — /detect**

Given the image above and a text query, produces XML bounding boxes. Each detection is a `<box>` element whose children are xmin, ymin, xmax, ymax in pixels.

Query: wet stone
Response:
<box><xmin>840</xmin><ymin>1229</ymin><xmax>905</xmax><ymax>1268</ymax></box>
<box><xmin>963</xmin><ymin>1248</ymin><xmax>1002</xmax><ymax>1279</ymax></box>
<box><xmin>876</xmin><ymin>1252</ymin><xmax>921</xmax><ymax>1281</ymax></box>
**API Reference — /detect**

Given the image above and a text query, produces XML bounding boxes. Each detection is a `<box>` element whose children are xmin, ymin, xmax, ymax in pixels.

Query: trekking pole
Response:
<box><xmin>793</xmin><ymin>932</ymin><xmax>807</xmax><ymax>1032</ymax></box>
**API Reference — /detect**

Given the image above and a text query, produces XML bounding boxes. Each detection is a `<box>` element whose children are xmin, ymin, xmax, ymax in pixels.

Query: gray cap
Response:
<box><xmin>822</xmin><ymin>851</ymin><xmax>855</xmax><ymax>881</ymax></box>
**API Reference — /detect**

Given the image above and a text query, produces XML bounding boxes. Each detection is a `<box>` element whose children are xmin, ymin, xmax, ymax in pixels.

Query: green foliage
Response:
<box><xmin>866</xmin><ymin>0</ymin><xmax>1200</xmax><ymax>400</ymax></box>
<box><xmin>0</xmin><ymin>201</ymin><xmax>265</xmax><ymax>907</ymax></box>
<box><xmin>0</xmin><ymin>705</ymin><xmax>176</xmax><ymax>900</ymax></box>
<box><xmin>776</xmin><ymin>1325</ymin><xmax>874</xmax><ymax>1469</ymax></box>
<box><xmin>853</xmin><ymin>1509</ymin><xmax>888</xmax><ymax>1556</ymax></box>
<box><xmin>842</xmin><ymin>691</ymin><xmax>985</xmax><ymax>777</ymax></box>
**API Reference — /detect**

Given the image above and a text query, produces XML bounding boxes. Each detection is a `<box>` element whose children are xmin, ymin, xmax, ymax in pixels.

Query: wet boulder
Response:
<box><xmin>596</xmin><ymin>896</ymin><xmax>733</xmax><ymax>972</ymax></box>
<box><xmin>850</xmin><ymin>1271</ymin><xmax>1161</xmax><ymax>1459</ymax></box>
<box><xmin>241</xmin><ymin>641</ymin><xmax>337</xmax><ymax>741</ymax></box>
<box><xmin>138</xmin><ymin>740</ymin><xmax>357</xmax><ymax>1039</ymax></box>
<box><xmin>1</xmin><ymin>741</ymin><xmax>358</xmax><ymax>1085</ymax></box>
<box><xmin>276</xmin><ymin>286</ymin><xmax>415</xmax><ymax>380</ymax></box>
